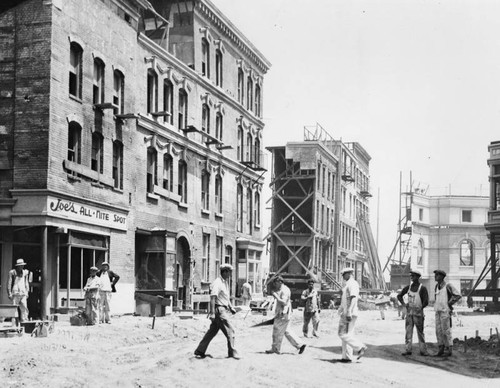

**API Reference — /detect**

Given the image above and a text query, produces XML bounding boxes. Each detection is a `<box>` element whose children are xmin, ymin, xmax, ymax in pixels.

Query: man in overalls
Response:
<box><xmin>433</xmin><ymin>269</ymin><xmax>461</xmax><ymax>357</ymax></box>
<box><xmin>397</xmin><ymin>269</ymin><xmax>429</xmax><ymax>356</ymax></box>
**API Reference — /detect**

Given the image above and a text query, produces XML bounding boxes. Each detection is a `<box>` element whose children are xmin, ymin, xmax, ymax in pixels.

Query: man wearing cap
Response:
<box><xmin>397</xmin><ymin>269</ymin><xmax>429</xmax><ymax>356</ymax></box>
<box><xmin>195</xmin><ymin>264</ymin><xmax>240</xmax><ymax>359</ymax></box>
<box><xmin>337</xmin><ymin>267</ymin><xmax>367</xmax><ymax>362</ymax></box>
<box><xmin>7</xmin><ymin>259</ymin><xmax>31</xmax><ymax>322</ymax></box>
<box><xmin>433</xmin><ymin>269</ymin><xmax>461</xmax><ymax>357</ymax></box>
<box><xmin>83</xmin><ymin>266</ymin><xmax>101</xmax><ymax>325</ymax></box>
<box><xmin>97</xmin><ymin>261</ymin><xmax>120</xmax><ymax>324</ymax></box>
<box><xmin>265</xmin><ymin>276</ymin><xmax>306</xmax><ymax>355</ymax></box>
<box><xmin>301</xmin><ymin>279</ymin><xmax>320</xmax><ymax>338</ymax></box>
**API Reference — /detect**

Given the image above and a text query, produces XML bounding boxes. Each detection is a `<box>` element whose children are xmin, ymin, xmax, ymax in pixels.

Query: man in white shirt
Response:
<box><xmin>337</xmin><ymin>267</ymin><xmax>367</xmax><ymax>362</ymax></box>
<box><xmin>83</xmin><ymin>266</ymin><xmax>101</xmax><ymax>325</ymax></box>
<box><xmin>194</xmin><ymin>264</ymin><xmax>240</xmax><ymax>359</ymax></box>
<box><xmin>7</xmin><ymin>258</ymin><xmax>31</xmax><ymax>322</ymax></box>
<box><xmin>241</xmin><ymin>281</ymin><xmax>253</xmax><ymax>306</ymax></box>
<box><xmin>97</xmin><ymin>261</ymin><xmax>120</xmax><ymax>324</ymax></box>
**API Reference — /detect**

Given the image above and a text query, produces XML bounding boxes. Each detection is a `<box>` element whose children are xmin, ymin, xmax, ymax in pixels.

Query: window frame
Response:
<box><xmin>163</xmin><ymin>79</ymin><xmax>174</xmax><ymax>125</ymax></box>
<box><xmin>459</xmin><ymin>239</ymin><xmax>474</xmax><ymax>267</ymax></box>
<box><xmin>215</xmin><ymin>49</ymin><xmax>223</xmax><ymax>87</ymax></box>
<box><xmin>147</xmin><ymin>69</ymin><xmax>158</xmax><ymax>114</ymax></box>
<box><xmin>91</xmin><ymin>132</ymin><xmax>104</xmax><ymax>174</ymax></box>
<box><xmin>147</xmin><ymin>147</ymin><xmax>158</xmax><ymax>194</ymax></box>
<box><xmin>163</xmin><ymin>154</ymin><xmax>173</xmax><ymax>192</ymax></box>
<box><xmin>112</xmin><ymin>140</ymin><xmax>123</xmax><ymax>190</ymax></box>
<box><xmin>69</xmin><ymin>42</ymin><xmax>83</xmax><ymax>99</ymax></box>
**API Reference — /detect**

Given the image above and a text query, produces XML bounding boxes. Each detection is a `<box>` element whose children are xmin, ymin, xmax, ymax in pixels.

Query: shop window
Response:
<box><xmin>67</xmin><ymin>122</ymin><xmax>81</xmax><ymax>164</ymax></box>
<box><xmin>163</xmin><ymin>154</ymin><xmax>173</xmax><ymax>191</ymax></box>
<box><xmin>69</xmin><ymin>42</ymin><xmax>83</xmax><ymax>99</ymax></box>
<box><xmin>93</xmin><ymin>58</ymin><xmax>105</xmax><ymax>104</ymax></box>
<box><xmin>417</xmin><ymin>239</ymin><xmax>424</xmax><ymax>265</ymax></box>
<box><xmin>215</xmin><ymin>174</ymin><xmax>223</xmax><ymax>214</ymax></box>
<box><xmin>178</xmin><ymin>89</ymin><xmax>188</xmax><ymax>130</ymax></box>
<box><xmin>113</xmin><ymin>70</ymin><xmax>124</xmax><ymax>115</ymax></box>
<box><xmin>202</xmin><ymin>104</ymin><xmax>210</xmax><ymax>134</ymax></box>
<box><xmin>462</xmin><ymin>210</ymin><xmax>472</xmax><ymax>223</ymax></box>
<box><xmin>201</xmin><ymin>169</ymin><xmax>210</xmax><ymax>210</ymax></box>
<box><xmin>237</xmin><ymin>68</ymin><xmax>244</xmax><ymax>104</ymax></box>
<box><xmin>201</xmin><ymin>38</ymin><xmax>210</xmax><ymax>78</ymax></box>
<box><xmin>215</xmin><ymin>49</ymin><xmax>223</xmax><ymax>87</ymax></box>
<box><xmin>135</xmin><ymin>233</ymin><xmax>166</xmax><ymax>290</ymax></box>
<box><xmin>112</xmin><ymin>140</ymin><xmax>123</xmax><ymax>190</ymax></box>
<box><xmin>460</xmin><ymin>240</ymin><xmax>474</xmax><ymax>266</ymax></box>
<box><xmin>147</xmin><ymin>147</ymin><xmax>157</xmax><ymax>193</ymax></box>
<box><xmin>246</xmin><ymin>75</ymin><xmax>253</xmax><ymax>111</ymax></box>
<box><xmin>163</xmin><ymin>80</ymin><xmax>174</xmax><ymax>125</ymax></box>
<box><xmin>237</xmin><ymin>184</ymin><xmax>243</xmax><ymax>232</ymax></box>
<box><xmin>147</xmin><ymin>69</ymin><xmax>158</xmax><ymax>114</ymax></box>
<box><xmin>91</xmin><ymin>132</ymin><xmax>104</xmax><ymax>173</ymax></box>
<box><xmin>178</xmin><ymin>160</ymin><xmax>188</xmax><ymax>203</ymax></box>
<box><xmin>215</xmin><ymin>112</ymin><xmax>223</xmax><ymax>141</ymax></box>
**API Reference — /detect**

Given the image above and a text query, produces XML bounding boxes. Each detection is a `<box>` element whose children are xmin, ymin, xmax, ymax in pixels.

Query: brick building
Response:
<box><xmin>0</xmin><ymin>0</ymin><xmax>270</xmax><ymax>317</ymax></box>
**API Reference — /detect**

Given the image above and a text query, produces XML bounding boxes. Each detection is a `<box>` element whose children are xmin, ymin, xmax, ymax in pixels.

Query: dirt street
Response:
<box><xmin>1</xmin><ymin>308</ymin><xmax>500</xmax><ymax>388</ymax></box>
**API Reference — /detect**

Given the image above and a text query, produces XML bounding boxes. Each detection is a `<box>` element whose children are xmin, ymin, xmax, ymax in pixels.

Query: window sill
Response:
<box><xmin>178</xmin><ymin>202</ymin><xmax>188</xmax><ymax>210</ymax></box>
<box><xmin>63</xmin><ymin>160</ymin><xmax>114</xmax><ymax>187</ymax></box>
<box><xmin>215</xmin><ymin>212</ymin><xmax>224</xmax><ymax>219</ymax></box>
<box><xmin>254</xmin><ymin>223</ymin><xmax>261</xmax><ymax>229</ymax></box>
<box><xmin>112</xmin><ymin>187</ymin><xmax>124</xmax><ymax>194</ymax></box>
<box><xmin>147</xmin><ymin>192</ymin><xmax>159</xmax><ymax>201</ymax></box>
<box><xmin>201</xmin><ymin>209</ymin><xmax>210</xmax><ymax>216</ymax></box>
<box><xmin>67</xmin><ymin>173</ymin><xmax>81</xmax><ymax>182</ymax></box>
<box><xmin>69</xmin><ymin>94</ymin><xmax>82</xmax><ymax>104</ymax></box>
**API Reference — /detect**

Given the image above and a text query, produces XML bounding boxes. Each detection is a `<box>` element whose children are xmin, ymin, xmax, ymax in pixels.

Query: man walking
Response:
<box><xmin>433</xmin><ymin>269</ymin><xmax>461</xmax><ymax>357</ymax></box>
<box><xmin>301</xmin><ymin>279</ymin><xmax>320</xmax><ymax>338</ymax></box>
<box><xmin>97</xmin><ymin>261</ymin><xmax>120</xmax><ymax>324</ymax></box>
<box><xmin>398</xmin><ymin>269</ymin><xmax>429</xmax><ymax>356</ymax></box>
<box><xmin>265</xmin><ymin>276</ymin><xmax>306</xmax><ymax>355</ymax></box>
<box><xmin>195</xmin><ymin>264</ymin><xmax>240</xmax><ymax>359</ymax></box>
<box><xmin>337</xmin><ymin>267</ymin><xmax>367</xmax><ymax>363</ymax></box>
<box><xmin>7</xmin><ymin>259</ymin><xmax>30</xmax><ymax>322</ymax></box>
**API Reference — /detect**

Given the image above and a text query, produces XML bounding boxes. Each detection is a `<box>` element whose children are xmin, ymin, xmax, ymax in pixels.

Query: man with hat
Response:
<box><xmin>337</xmin><ymin>267</ymin><xmax>367</xmax><ymax>362</ymax></box>
<box><xmin>7</xmin><ymin>258</ymin><xmax>31</xmax><ymax>322</ymax></box>
<box><xmin>83</xmin><ymin>266</ymin><xmax>101</xmax><ymax>325</ymax></box>
<box><xmin>195</xmin><ymin>263</ymin><xmax>240</xmax><ymax>359</ymax></box>
<box><xmin>265</xmin><ymin>275</ymin><xmax>306</xmax><ymax>355</ymax></box>
<box><xmin>301</xmin><ymin>278</ymin><xmax>320</xmax><ymax>338</ymax></box>
<box><xmin>97</xmin><ymin>261</ymin><xmax>120</xmax><ymax>324</ymax></box>
<box><xmin>397</xmin><ymin>269</ymin><xmax>429</xmax><ymax>356</ymax></box>
<box><xmin>433</xmin><ymin>269</ymin><xmax>461</xmax><ymax>357</ymax></box>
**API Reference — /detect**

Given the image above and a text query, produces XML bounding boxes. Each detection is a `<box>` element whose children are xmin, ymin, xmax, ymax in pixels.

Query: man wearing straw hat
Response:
<box><xmin>7</xmin><ymin>258</ymin><xmax>31</xmax><ymax>322</ymax></box>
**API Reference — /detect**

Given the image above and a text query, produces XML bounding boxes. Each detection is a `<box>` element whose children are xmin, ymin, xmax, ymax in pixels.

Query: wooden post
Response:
<box><xmin>496</xmin><ymin>327</ymin><xmax>499</xmax><ymax>341</ymax></box>
<box><xmin>464</xmin><ymin>336</ymin><xmax>467</xmax><ymax>353</ymax></box>
<box><xmin>475</xmin><ymin>330</ymin><xmax>479</xmax><ymax>338</ymax></box>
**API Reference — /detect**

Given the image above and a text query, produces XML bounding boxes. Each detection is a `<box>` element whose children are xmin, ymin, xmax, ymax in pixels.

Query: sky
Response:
<box><xmin>212</xmin><ymin>0</ymin><xmax>499</xmax><ymax>266</ymax></box>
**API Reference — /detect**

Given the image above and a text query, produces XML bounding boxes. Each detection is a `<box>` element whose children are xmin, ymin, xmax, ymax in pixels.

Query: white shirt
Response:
<box><xmin>434</xmin><ymin>284</ymin><xmax>449</xmax><ymax>312</ymax></box>
<box><xmin>99</xmin><ymin>271</ymin><xmax>112</xmax><ymax>292</ymax></box>
<box><xmin>211</xmin><ymin>276</ymin><xmax>231</xmax><ymax>306</ymax></box>
<box><xmin>341</xmin><ymin>277</ymin><xmax>360</xmax><ymax>317</ymax></box>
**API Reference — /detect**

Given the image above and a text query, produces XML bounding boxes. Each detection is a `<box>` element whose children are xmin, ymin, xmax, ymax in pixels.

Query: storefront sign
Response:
<box><xmin>47</xmin><ymin>197</ymin><xmax>127</xmax><ymax>231</ymax></box>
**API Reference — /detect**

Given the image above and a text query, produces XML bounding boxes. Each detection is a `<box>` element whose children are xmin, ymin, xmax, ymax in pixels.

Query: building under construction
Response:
<box><xmin>266</xmin><ymin>124</ymin><xmax>385</xmax><ymax>305</ymax></box>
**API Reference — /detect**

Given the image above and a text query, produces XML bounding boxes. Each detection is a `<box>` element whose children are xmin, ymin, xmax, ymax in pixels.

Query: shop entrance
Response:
<box><xmin>176</xmin><ymin>236</ymin><xmax>191</xmax><ymax>309</ymax></box>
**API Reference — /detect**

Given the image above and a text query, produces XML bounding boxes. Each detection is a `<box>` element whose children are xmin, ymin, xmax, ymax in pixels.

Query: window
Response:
<box><xmin>163</xmin><ymin>80</ymin><xmax>173</xmax><ymax>125</ymax></box>
<box><xmin>460</xmin><ymin>279</ymin><xmax>473</xmax><ymax>296</ymax></box>
<box><xmin>67</xmin><ymin>122</ymin><xmax>81</xmax><ymax>164</ymax></box>
<box><xmin>69</xmin><ymin>43</ymin><xmax>83</xmax><ymax>99</ymax></box>
<box><xmin>215</xmin><ymin>236</ymin><xmax>223</xmax><ymax>276</ymax></box>
<box><xmin>201</xmin><ymin>170</ymin><xmax>210</xmax><ymax>210</ymax></box>
<box><xmin>178</xmin><ymin>160</ymin><xmax>187</xmax><ymax>203</ymax></box>
<box><xmin>201</xmin><ymin>38</ymin><xmax>210</xmax><ymax>78</ymax></box>
<box><xmin>215</xmin><ymin>112</ymin><xmax>223</xmax><ymax>141</ymax></box>
<box><xmin>215</xmin><ymin>49</ymin><xmax>223</xmax><ymax>87</ymax></box>
<box><xmin>247</xmin><ymin>187</ymin><xmax>253</xmax><ymax>234</ymax></box>
<box><xmin>460</xmin><ymin>240</ymin><xmax>473</xmax><ymax>266</ymax></box>
<box><xmin>201</xmin><ymin>104</ymin><xmax>210</xmax><ymax>134</ymax></box>
<box><xmin>254</xmin><ymin>138</ymin><xmax>260</xmax><ymax>167</ymax></box>
<box><xmin>163</xmin><ymin>154</ymin><xmax>173</xmax><ymax>191</ymax></box>
<box><xmin>113</xmin><ymin>70</ymin><xmax>124</xmax><ymax>115</ymax></box>
<box><xmin>254</xmin><ymin>191</ymin><xmax>260</xmax><ymax>226</ymax></box>
<box><xmin>462</xmin><ymin>210</ymin><xmax>472</xmax><ymax>223</ymax></box>
<box><xmin>202</xmin><ymin>233</ymin><xmax>210</xmax><ymax>281</ymax></box>
<box><xmin>254</xmin><ymin>84</ymin><xmax>261</xmax><ymax>116</ymax></box>
<box><xmin>237</xmin><ymin>184</ymin><xmax>243</xmax><ymax>232</ymax></box>
<box><xmin>112</xmin><ymin>140</ymin><xmax>123</xmax><ymax>190</ymax></box>
<box><xmin>419</xmin><ymin>208</ymin><xmax>423</xmax><ymax>222</ymax></box>
<box><xmin>178</xmin><ymin>89</ymin><xmax>188</xmax><ymax>130</ymax></box>
<box><xmin>246</xmin><ymin>133</ymin><xmax>252</xmax><ymax>162</ymax></box>
<box><xmin>215</xmin><ymin>174</ymin><xmax>223</xmax><ymax>214</ymax></box>
<box><xmin>147</xmin><ymin>148</ymin><xmax>157</xmax><ymax>193</ymax></box>
<box><xmin>237</xmin><ymin>126</ymin><xmax>244</xmax><ymax>161</ymax></box>
<box><xmin>237</xmin><ymin>68</ymin><xmax>244</xmax><ymax>104</ymax></box>
<box><xmin>224</xmin><ymin>245</ymin><xmax>233</xmax><ymax>265</ymax></box>
<box><xmin>417</xmin><ymin>239</ymin><xmax>424</xmax><ymax>266</ymax></box>
<box><xmin>91</xmin><ymin>132</ymin><xmax>103</xmax><ymax>173</ymax></box>
<box><xmin>246</xmin><ymin>75</ymin><xmax>253</xmax><ymax>111</ymax></box>
<box><xmin>147</xmin><ymin>69</ymin><xmax>158</xmax><ymax>114</ymax></box>
<box><xmin>93</xmin><ymin>58</ymin><xmax>105</xmax><ymax>104</ymax></box>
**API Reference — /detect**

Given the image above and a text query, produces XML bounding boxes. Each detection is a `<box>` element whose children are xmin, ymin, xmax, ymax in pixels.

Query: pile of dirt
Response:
<box><xmin>453</xmin><ymin>334</ymin><xmax>500</xmax><ymax>355</ymax></box>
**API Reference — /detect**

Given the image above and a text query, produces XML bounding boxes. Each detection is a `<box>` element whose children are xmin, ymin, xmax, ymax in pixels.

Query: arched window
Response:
<box><xmin>246</xmin><ymin>75</ymin><xmax>253</xmax><ymax>111</ymax></box>
<box><xmin>215</xmin><ymin>174</ymin><xmax>223</xmax><ymax>213</ymax></box>
<box><xmin>69</xmin><ymin>42</ymin><xmax>83</xmax><ymax>99</ymax></box>
<box><xmin>215</xmin><ymin>112</ymin><xmax>223</xmax><ymax>141</ymax></box>
<box><xmin>178</xmin><ymin>89</ymin><xmax>188</xmax><ymax>130</ymax></box>
<box><xmin>237</xmin><ymin>126</ymin><xmax>244</xmax><ymax>161</ymax></box>
<box><xmin>254</xmin><ymin>191</ymin><xmax>260</xmax><ymax>226</ymax></box>
<box><xmin>163</xmin><ymin>154</ymin><xmax>173</xmax><ymax>191</ymax></box>
<box><xmin>417</xmin><ymin>239</ymin><xmax>424</xmax><ymax>266</ymax></box>
<box><xmin>254</xmin><ymin>137</ymin><xmax>260</xmax><ymax>167</ymax></box>
<box><xmin>147</xmin><ymin>147</ymin><xmax>157</xmax><ymax>193</ymax></box>
<box><xmin>201</xmin><ymin>169</ymin><xmax>210</xmax><ymax>210</ymax></box>
<box><xmin>201</xmin><ymin>38</ymin><xmax>210</xmax><ymax>78</ymax></box>
<box><xmin>178</xmin><ymin>160</ymin><xmax>188</xmax><ymax>202</ymax></box>
<box><xmin>460</xmin><ymin>240</ymin><xmax>473</xmax><ymax>266</ymax></box>
<box><xmin>237</xmin><ymin>184</ymin><xmax>243</xmax><ymax>232</ymax></box>
<box><xmin>215</xmin><ymin>49</ymin><xmax>223</xmax><ymax>87</ymax></box>
<box><xmin>113</xmin><ymin>70</ymin><xmax>125</xmax><ymax>115</ymax></box>
<box><xmin>91</xmin><ymin>132</ymin><xmax>104</xmax><ymax>173</ymax></box>
<box><xmin>202</xmin><ymin>103</ymin><xmax>210</xmax><ymax>134</ymax></box>
<box><xmin>112</xmin><ymin>140</ymin><xmax>123</xmax><ymax>189</ymax></box>
<box><xmin>93</xmin><ymin>58</ymin><xmax>105</xmax><ymax>104</ymax></box>
<box><xmin>163</xmin><ymin>80</ymin><xmax>173</xmax><ymax>125</ymax></box>
<box><xmin>67</xmin><ymin>122</ymin><xmax>81</xmax><ymax>164</ymax></box>
<box><xmin>237</xmin><ymin>68</ymin><xmax>244</xmax><ymax>104</ymax></box>
<box><xmin>246</xmin><ymin>187</ymin><xmax>253</xmax><ymax>234</ymax></box>
<box><xmin>246</xmin><ymin>132</ymin><xmax>252</xmax><ymax>162</ymax></box>
<box><xmin>255</xmin><ymin>84</ymin><xmax>261</xmax><ymax>117</ymax></box>
<box><xmin>147</xmin><ymin>69</ymin><xmax>158</xmax><ymax>114</ymax></box>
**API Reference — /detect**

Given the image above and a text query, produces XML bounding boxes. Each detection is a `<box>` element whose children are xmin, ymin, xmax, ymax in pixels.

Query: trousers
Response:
<box><xmin>12</xmin><ymin>294</ymin><xmax>29</xmax><ymax>322</ymax></box>
<box><xmin>338</xmin><ymin>315</ymin><xmax>365</xmax><ymax>360</ymax></box>
<box><xmin>196</xmin><ymin>306</ymin><xmax>238</xmax><ymax>357</ymax></box>
<box><xmin>302</xmin><ymin>311</ymin><xmax>320</xmax><ymax>336</ymax></box>
<box><xmin>271</xmin><ymin>313</ymin><xmax>303</xmax><ymax>353</ymax></box>
<box><xmin>99</xmin><ymin>291</ymin><xmax>112</xmax><ymax>323</ymax></box>
<box><xmin>405</xmin><ymin>313</ymin><xmax>427</xmax><ymax>352</ymax></box>
<box><xmin>85</xmin><ymin>292</ymin><xmax>100</xmax><ymax>325</ymax></box>
<box><xmin>435</xmin><ymin>310</ymin><xmax>452</xmax><ymax>349</ymax></box>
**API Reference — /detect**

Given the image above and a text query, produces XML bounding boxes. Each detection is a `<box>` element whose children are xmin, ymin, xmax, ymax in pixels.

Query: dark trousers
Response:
<box><xmin>195</xmin><ymin>306</ymin><xmax>237</xmax><ymax>357</ymax></box>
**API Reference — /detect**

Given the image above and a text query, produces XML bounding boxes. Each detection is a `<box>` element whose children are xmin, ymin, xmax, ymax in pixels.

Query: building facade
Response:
<box><xmin>0</xmin><ymin>0</ymin><xmax>270</xmax><ymax>317</ymax></box>
<box><xmin>409</xmin><ymin>194</ymin><xmax>489</xmax><ymax>301</ymax></box>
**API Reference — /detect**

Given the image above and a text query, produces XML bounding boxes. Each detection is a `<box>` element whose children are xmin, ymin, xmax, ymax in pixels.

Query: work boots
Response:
<box><xmin>434</xmin><ymin>345</ymin><xmax>445</xmax><ymax>357</ymax></box>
